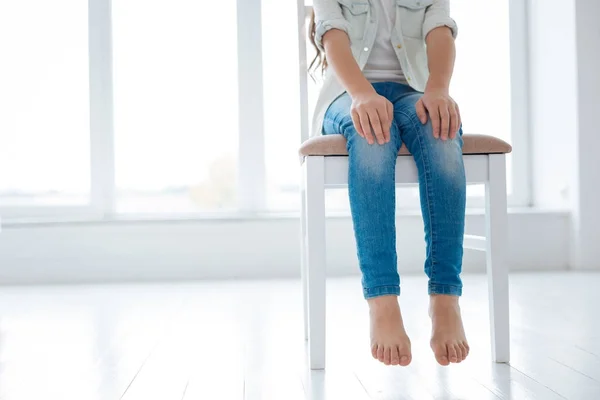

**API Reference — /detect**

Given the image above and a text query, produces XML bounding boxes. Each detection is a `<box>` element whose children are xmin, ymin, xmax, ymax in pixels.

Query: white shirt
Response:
<box><xmin>362</xmin><ymin>0</ymin><xmax>408</xmax><ymax>84</ymax></box>
<box><xmin>311</xmin><ymin>0</ymin><xmax>458</xmax><ymax>136</ymax></box>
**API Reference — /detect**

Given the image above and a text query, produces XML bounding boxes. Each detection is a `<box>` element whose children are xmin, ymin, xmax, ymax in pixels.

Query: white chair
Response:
<box><xmin>296</xmin><ymin>2</ymin><xmax>512</xmax><ymax>370</ymax></box>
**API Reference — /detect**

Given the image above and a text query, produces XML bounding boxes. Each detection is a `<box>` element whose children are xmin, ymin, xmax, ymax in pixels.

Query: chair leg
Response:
<box><xmin>485</xmin><ymin>154</ymin><xmax>510</xmax><ymax>363</ymax></box>
<box><xmin>300</xmin><ymin>169</ymin><xmax>309</xmax><ymax>341</ymax></box>
<box><xmin>304</xmin><ymin>156</ymin><xmax>326</xmax><ymax>370</ymax></box>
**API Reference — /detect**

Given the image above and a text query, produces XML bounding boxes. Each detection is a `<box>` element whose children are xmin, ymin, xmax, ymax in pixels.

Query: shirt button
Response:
<box><xmin>396</xmin><ymin>44</ymin><xmax>402</xmax><ymax>49</ymax></box>
<box><xmin>363</xmin><ymin>47</ymin><xmax>369</xmax><ymax>51</ymax></box>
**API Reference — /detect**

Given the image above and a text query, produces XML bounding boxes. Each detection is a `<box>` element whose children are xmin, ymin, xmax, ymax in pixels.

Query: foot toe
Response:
<box><xmin>398</xmin><ymin>343</ymin><xmax>412</xmax><ymax>366</ymax></box>
<box><xmin>390</xmin><ymin>346</ymin><xmax>400</xmax><ymax>365</ymax></box>
<box><xmin>377</xmin><ymin>345</ymin><xmax>385</xmax><ymax>362</ymax></box>
<box><xmin>371</xmin><ymin>344</ymin><xmax>378</xmax><ymax>359</ymax></box>
<box><xmin>399</xmin><ymin>354</ymin><xmax>411</xmax><ymax>366</ymax></box>
<box><xmin>454</xmin><ymin>344</ymin><xmax>463</xmax><ymax>363</ymax></box>
<box><xmin>447</xmin><ymin>343</ymin><xmax>459</xmax><ymax>363</ymax></box>
<box><xmin>437</xmin><ymin>355</ymin><xmax>449</xmax><ymax>366</ymax></box>
<box><xmin>383</xmin><ymin>346</ymin><xmax>392</xmax><ymax>365</ymax></box>
<box><xmin>432</xmin><ymin>343</ymin><xmax>449</xmax><ymax>366</ymax></box>
<box><xmin>459</xmin><ymin>343</ymin><xmax>468</xmax><ymax>360</ymax></box>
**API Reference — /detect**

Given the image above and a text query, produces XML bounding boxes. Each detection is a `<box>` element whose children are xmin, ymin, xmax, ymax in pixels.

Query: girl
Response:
<box><xmin>310</xmin><ymin>0</ymin><xmax>468</xmax><ymax>367</ymax></box>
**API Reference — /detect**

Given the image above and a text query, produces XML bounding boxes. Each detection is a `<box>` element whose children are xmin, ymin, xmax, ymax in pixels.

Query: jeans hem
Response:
<box><xmin>363</xmin><ymin>285</ymin><xmax>400</xmax><ymax>299</ymax></box>
<box><xmin>428</xmin><ymin>283</ymin><xmax>462</xmax><ymax>296</ymax></box>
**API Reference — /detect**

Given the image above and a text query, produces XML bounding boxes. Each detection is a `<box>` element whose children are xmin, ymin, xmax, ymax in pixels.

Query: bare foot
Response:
<box><xmin>367</xmin><ymin>295</ymin><xmax>412</xmax><ymax>366</ymax></box>
<box><xmin>429</xmin><ymin>295</ymin><xmax>469</xmax><ymax>365</ymax></box>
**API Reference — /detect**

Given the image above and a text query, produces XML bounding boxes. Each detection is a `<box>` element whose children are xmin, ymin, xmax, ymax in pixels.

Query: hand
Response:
<box><xmin>350</xmin><ymin>90</ymin><xmax>394</xmax><ymax>145</ymax></box>
<box><xmin>415</xmin><ymin>88</ymin><xmax>461</xmax><ymax>141</ymax></box>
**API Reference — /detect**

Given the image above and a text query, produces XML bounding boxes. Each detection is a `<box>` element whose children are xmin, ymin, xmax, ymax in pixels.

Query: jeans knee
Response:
<box><xmin>350</xmin><ymin>136</ymin><xmax>398</xmax><ymax>178</ymax></box>
<box><xmin>432</xmin><ymin>140</ymin><xmax>465</xmax><ymax>183</ymax></box>
<box><xmin>416</xmin><ymin>123</ymin><xmax>465</xmax><ymax>182</ymax></box>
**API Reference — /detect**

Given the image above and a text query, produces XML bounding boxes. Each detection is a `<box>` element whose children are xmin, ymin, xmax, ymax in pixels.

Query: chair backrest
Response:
<box><xmin>297</xmin><ymin>2</ymin><xmax>311</xmax><ymax>144</ymax></box>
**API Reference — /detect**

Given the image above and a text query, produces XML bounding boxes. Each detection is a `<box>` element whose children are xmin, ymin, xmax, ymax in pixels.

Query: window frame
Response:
<box><xmin>506</xmin><ymin>0</ymin><xmax>532</xmax><ymax>206</ymax></box>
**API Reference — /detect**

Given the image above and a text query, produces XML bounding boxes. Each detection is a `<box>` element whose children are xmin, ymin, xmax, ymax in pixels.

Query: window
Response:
<box><xmin>451</xmin><ymin>0</ymin><xmax>513</xmax><ymax>199</ymax></box>
<box><xmin>263</xmin><ymin>0</ymin><xmax>352</xmax><ymax>211</ymax></box>
<box><xmin>0</xmin><ymin>0</ymin><xmax>529</xmax><ymax>222</ymax></box>
<box><xmin>0</xmin><ymin>0</ymin><xmax>90</xmax><ymax>208</ymax></box>
<box><xmin>1</xmin><ymin>0</ymin><xmax>239</xmax><ymax>220</ymax></box>
<box><xmin>112</xmin><ymin>0</ymin><xmax>239</xmax><ymax>213</ymax></box>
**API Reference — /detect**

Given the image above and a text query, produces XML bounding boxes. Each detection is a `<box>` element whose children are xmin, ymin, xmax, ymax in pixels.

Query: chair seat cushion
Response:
<box><xmin>299</xmin><ymin>133</ymin><xmax>512</xmax><ymax>157</ymax></box>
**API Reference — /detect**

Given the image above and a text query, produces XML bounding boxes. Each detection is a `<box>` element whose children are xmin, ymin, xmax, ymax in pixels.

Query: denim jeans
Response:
<box><xmin>322</xmin><ymin>82</ymin><xmax>466</xmax><ymax>299</ymax></box>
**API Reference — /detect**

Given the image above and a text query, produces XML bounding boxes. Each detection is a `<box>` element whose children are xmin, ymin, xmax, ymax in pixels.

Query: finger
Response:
<box><xmin>449</xmin><ymin>104</ymin><xmax>459</xmax><ymax>140</ymax></box>
<box><xmin>415</xmin><ymin>98</ymin><xmax>428</xmax><ymax>124</ymax></box>
<box><xmin>368</xmin><ymin>110</ymin><xmax>385</xmax><ymax>145</ymax></box>
<box><xmin>358</xmin><ymin>110</ymin><xmax>374</xmax><ymax>144</ymax></box>
<box><xmin>351</xmin><ymin>110</ymin><xmax>364</xmax><ymax>138</ymax></box>
<box><xmin>440</xmin><ymin>106</ymin><xmax>450</xmax><ymax>141</ymax></box>
<box><xmin>430</xmin><ymin>106</ymin><xmax>441</xmax><ymax>139</ymax></box>
<box><xmin>456</xmin><ymin>102</ymin><xmax>462</xmax><ymax>135</ymax></box>
<box><xmin>386</xmin><ymin>100</ymin><xmax>394</xmax><ymax>142</ymax></box>
<box><xmin>377</xmin><ymin>107</ymin><xmax>391</xmax><ymax>144</ymax></box>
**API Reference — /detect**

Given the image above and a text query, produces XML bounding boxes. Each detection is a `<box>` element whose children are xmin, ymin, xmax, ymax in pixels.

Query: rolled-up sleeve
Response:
<box><xmin>422</xmin><ymin>0</ymin><xmax>458</xmax><ymax>39</ymax></box>
<box><xmin>313</xmin><ymin>0</ymin><xmax>351</xmax><ymax>51</ymax></box>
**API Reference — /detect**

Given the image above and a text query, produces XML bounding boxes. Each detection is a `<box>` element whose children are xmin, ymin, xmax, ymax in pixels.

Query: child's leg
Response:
<box><xmin>322</xmin><ymin>89</ymin><xmax>411</xmax><ymax>367</ymax></box>
<box><xmin>391</xmin><ymin>90</ymin><xmax>469</xmax><ymax>366</ymax></box>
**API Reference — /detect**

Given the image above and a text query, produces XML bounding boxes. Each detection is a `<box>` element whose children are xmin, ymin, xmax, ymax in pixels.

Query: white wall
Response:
<box><xmin>0</xmin><ymin>212</ymin><xmax>569</xmax><ymax>285</ymax></box>
<box><xmin>529</xmin><ymin>0</ymin><xmax>600</xmax><ymax>269</ymax></box>
<box><xmin>570</xmin><ymin>0</ymin><xmax>600</xmax><ymax>269</ymax></box>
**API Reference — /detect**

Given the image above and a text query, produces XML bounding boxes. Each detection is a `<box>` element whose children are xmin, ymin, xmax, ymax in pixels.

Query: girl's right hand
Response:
<box><xmin>350</xmin><ymin>90</ymin><xmax>393</xmax><ymax>145</ymax></box>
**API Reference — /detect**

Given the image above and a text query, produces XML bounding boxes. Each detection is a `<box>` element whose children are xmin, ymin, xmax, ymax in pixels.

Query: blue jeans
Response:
<box><xmin>322</xmin><ymin>82</ymin><xmax>466</xmax><ymax>299</ymax></box>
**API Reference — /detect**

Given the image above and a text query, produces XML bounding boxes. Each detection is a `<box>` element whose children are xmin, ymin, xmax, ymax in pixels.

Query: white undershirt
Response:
<box><xmin>362</xmin><ymin>0</ymin><xmax>408</xmax><ymax>84</ymax></box>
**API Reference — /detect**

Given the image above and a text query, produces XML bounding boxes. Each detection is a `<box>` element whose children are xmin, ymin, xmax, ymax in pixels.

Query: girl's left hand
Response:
<box><xmin>415</xmin><ymin>88</ymin><xmax>461</xmax><ymax>141</ymax></box>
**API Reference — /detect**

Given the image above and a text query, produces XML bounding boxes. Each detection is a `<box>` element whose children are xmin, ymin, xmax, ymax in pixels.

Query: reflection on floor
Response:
<box><xmin>0</xmin><ymin>272</ymin><xmax>598</xmax><ymax>399</ymax></box>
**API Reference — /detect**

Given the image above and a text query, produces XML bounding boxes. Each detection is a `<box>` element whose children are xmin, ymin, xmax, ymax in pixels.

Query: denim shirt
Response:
<box><xmin>311</xmin><ymin>0</ymin><xmax>457</xmax><ymax>136</ymax></box>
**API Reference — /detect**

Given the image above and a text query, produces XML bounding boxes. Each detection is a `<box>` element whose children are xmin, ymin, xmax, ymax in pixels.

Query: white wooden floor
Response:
<box><xmin>0</xmin><ymin>272</ymin><xmax>598</xmax><ymax>400</ymax></box>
